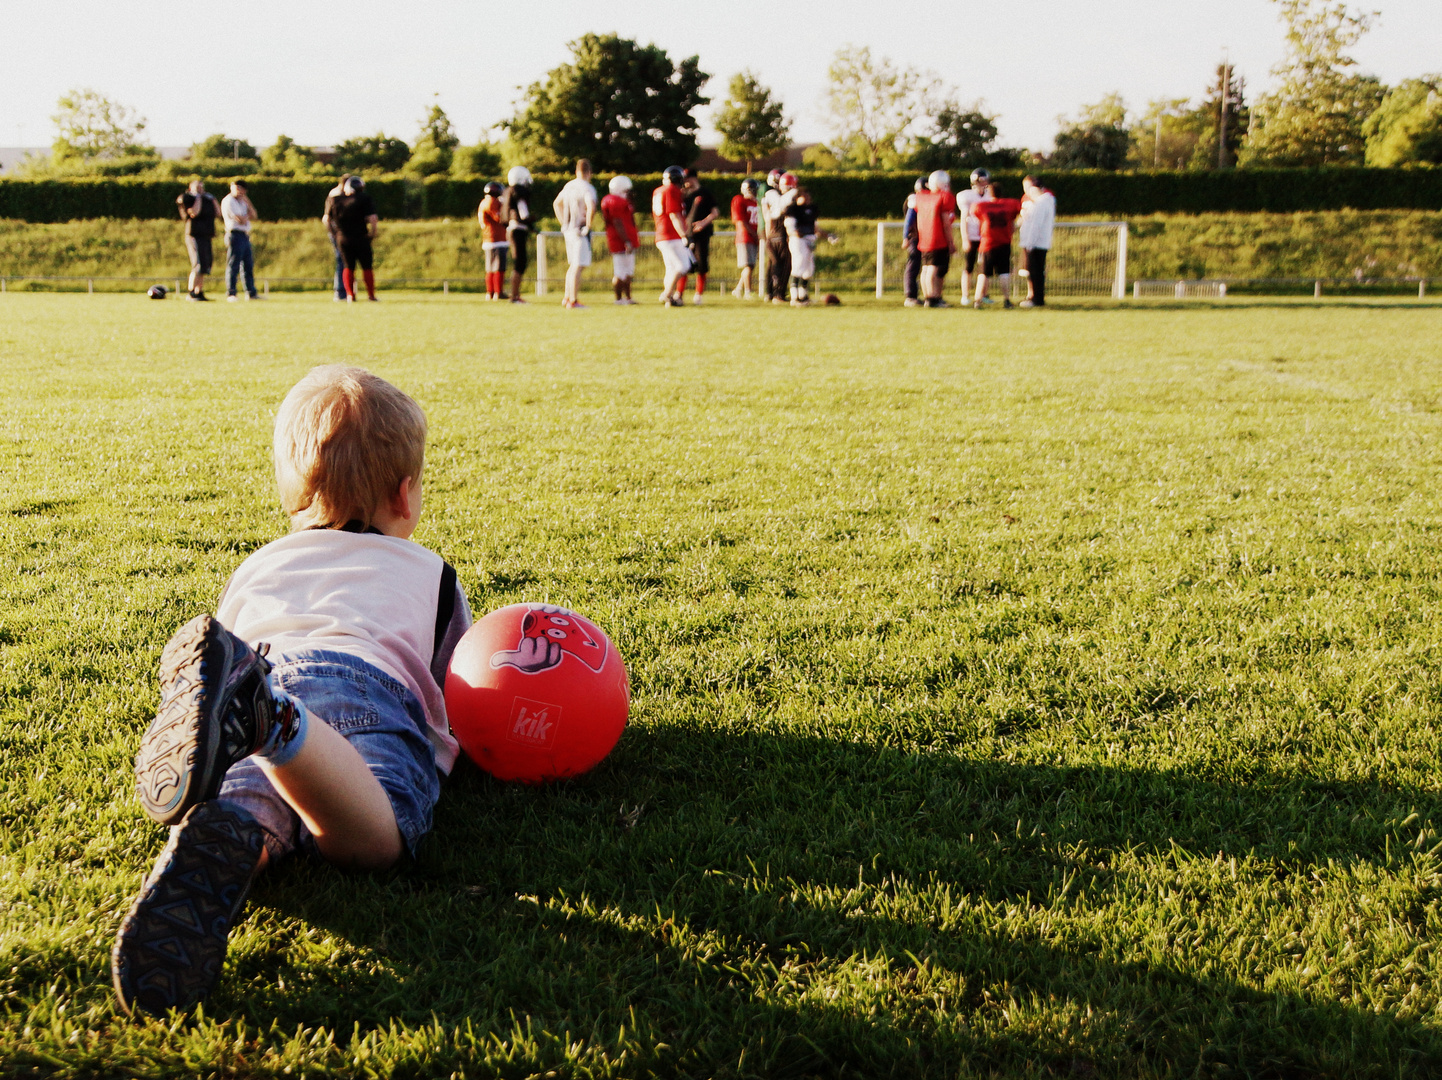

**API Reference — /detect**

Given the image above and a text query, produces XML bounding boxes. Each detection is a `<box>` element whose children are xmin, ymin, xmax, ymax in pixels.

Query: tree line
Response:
<box><xmin>14</xmin><ymin>0</ymin><xmax>1440</xmax><ymax>183</ymax></box>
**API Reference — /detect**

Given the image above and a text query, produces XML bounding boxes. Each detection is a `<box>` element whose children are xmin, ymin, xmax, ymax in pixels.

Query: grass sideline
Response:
<box><xmin>2</xmin><ymin>294</ymin><xmax>1442</xmax><ymax>1077</ymax></box>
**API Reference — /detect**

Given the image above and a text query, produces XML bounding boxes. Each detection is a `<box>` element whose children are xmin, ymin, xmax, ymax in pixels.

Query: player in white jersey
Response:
<box><xmin>957</xmin><ymin>168</ymin><xmax>990</xmax><ymax>303</ymax></box>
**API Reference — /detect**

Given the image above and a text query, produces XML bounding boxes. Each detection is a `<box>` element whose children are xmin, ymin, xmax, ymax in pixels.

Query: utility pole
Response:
<box><xmin>1218</xmin><ymin>62</ymin><xmax>1230</xmax><ymax>169</ymax></box>
<box><xmin>1155</xmin><ymin>113</ymin><xmax>1163</xmax><ymax>168</ymax></box>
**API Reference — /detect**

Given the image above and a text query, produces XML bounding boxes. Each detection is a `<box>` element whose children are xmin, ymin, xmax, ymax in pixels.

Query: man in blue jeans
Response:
<box><xmin>322</xmin><ymin>175</ymin><xmax>352</xmax><ymax>300</ymax></box>
<box><xmin>221</xmin><ymin>180</ymin><xmax>262</xmax><ymax>301</ymax></box>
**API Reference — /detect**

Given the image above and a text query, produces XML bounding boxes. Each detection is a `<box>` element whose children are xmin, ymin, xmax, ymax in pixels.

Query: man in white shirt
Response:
<box><xmin>957</xmin><ymin>168</ymin><xmax>990</xmax><ymax>304</ymax></box>
<box><xmin>220</xmin><ymin>180</ymin><xmax>261</xmax><ymax>301</ymax></box>
<box><xmin>553</xmin><ymin>159</ymin><xmax>599</xmax><ymax>309</ymax></box>
<box><xmin>1018</xmin><ymin>175</ymin><xmax>1057</xmax><ymax>308</ymax></box>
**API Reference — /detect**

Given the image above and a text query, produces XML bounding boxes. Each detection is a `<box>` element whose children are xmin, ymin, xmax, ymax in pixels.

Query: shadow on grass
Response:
<box><xmin>232</xmin><ymin>726</ymin><xmax>1442</xmax><ymax>1076</ymax></box>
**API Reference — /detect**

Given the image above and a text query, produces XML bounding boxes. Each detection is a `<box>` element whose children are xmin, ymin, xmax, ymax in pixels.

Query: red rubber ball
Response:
<box><xmin>445</xmin><ymin>603</ymin><xmax>629</xmax><ymax>783</ymax></box>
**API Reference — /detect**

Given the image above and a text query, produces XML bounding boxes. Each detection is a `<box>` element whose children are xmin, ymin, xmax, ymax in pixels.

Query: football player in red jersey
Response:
<box><xmin>971</xmin><ymin>191</ymin><xmax>1023</xmax><ymax>308</ymax></box>
<box><xmin>730</xmin><ymin>179</ymin><xmax>760</xmax><ymax>299</ymax></box>
<box><xmin>601</xmin><ymin>175</ymin><xmax>640</xmax><ymax>305</ymax></box>
<box><xmin>912</xmin><ymin>170</ymin><xmax>957</xmax><ymax>307</ymax></box>
<box><xmin>652</xmin><ymin>166</ymin><xmax>692</xmax><ymax>307</ymax></box>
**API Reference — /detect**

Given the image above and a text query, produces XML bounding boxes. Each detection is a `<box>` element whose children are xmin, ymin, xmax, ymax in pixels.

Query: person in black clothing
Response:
<box><xmin>331</xmin><ymin>176</ymin><xmax>380</xmax><ymax>301</ymax></box>
<box><xmin>503</xmin><ymin>165</ymin><xmax>535</xmax><ymax>303</ymax></box>
<box><xmin>679</xmin><ymin>168</ymin><xmax>719</xmax><ymax>305</ymax></box>
<box><xmin>784</xmin><ymin>188</ymin><xmax>819</xmax><ymax>306</ymax></box>
<box><xmin>176</xmin><ymin>179</ymin><xmax>222</xmax><ymax>301</ymax></box>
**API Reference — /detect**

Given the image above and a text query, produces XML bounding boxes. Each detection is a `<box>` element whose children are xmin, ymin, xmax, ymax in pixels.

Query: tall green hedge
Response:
<box><xmin>1</xmin><ymin>167</ymin><xmax>1439</xmax><ymax>222</ymax></box>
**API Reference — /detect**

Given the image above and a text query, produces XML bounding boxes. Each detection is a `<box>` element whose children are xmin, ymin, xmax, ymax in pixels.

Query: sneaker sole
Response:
<box><xmin>112</xmin><ymin>802</ymin><xmax>262</xmax><ymax>1016</ymax></box>
<box><xmin>134</xmin><ymin>615</ymin><xmax>236</xmax><ymax>826</ymax></box>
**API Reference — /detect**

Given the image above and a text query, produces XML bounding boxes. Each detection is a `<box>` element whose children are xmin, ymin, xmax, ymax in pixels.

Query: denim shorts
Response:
<box><xmin>214</xmin><ymin>649</ymin><xmax>441</xmax><ymax>863</ymax></box>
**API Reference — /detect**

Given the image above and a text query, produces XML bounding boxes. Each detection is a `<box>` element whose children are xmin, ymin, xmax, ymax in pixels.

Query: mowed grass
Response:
<box><xmin>2</xmin><ymin>294</ymin><xmax>1442</xmax><ymax>1077</ymax></box>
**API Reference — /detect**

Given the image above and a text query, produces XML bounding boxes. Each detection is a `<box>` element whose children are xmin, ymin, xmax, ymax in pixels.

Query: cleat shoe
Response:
<box><xmin>1003</xmin><ymin>298</ymin><xmax>1013</xmax><ymax>309</ymax></box>
<box><xmin>112</xmin><ymin>802</ymin><xmax>263</xmax><ymax>1016</ymax></box>
<box><xmin>134</xmin><ymin>614</ymin><xmax>292</xmax><ymax>827</ymax></box>
<box><xmin>1018</xmin><ymin>299</ymin><xmax>1035</xmax><ymax>308</ymax></box>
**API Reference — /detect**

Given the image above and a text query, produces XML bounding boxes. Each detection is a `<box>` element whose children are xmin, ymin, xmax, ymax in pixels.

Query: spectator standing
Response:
<box><xmin>901</xmin><ymin>177</ymin><xmax>924</xmax><ymax>306</ymax></box>
<box><xmin>322</xmin><ymin>174</ymin><xmax>352</xmax><ymax>301</ymax></box>
<box><xmin>332</xmin><ymin>176</ymin><xmax>380</xmax><ymax>302</ymax></box>
<box><xmin>220</xmin><ymin>180</ymin><xmax>262</xmax><ymax>302</ymax></box>
<box><xmin>478</xmin><ymin>182</ymin><xmax>508</xmax><ymax>301</ymax></box>
<box><xmin>783</xmin><ymin>188</ymin><xmax>819</xmax><ymax>306</ymax></box>
<box><xmin>958</xmin><ymin>168</ymin><xmax>989</xmax><ymax>303</ymax></box>
<box><xmin>679</xmin><ymin>168</ymin><xmax>718</xmax><ymax>305</ymax></box>
<box><xmin>504</xmin><ymin>166</ymin><xmax>535</xmax><ymax>303</ymax></box>
<box><xmin>1018</xmin><ymin>176</ymin><xmax>1057</xmax><ymax>308</ymax></box>
<box><xmin>761</xmin><ymin>170</ymin><xmax>797</xmax><ymax>304</ymax></box>
<box><xmin>553</xmin><ymin>160</ymin><xmax>598</xmax><ymax>310</ymax></box>
<box><xmin>652</xmin><ymin>166</ymin><xmax>692</xmax><ymax>307</ymax></box>
<box><xmin>730</xmin><ymin>178</ymin><xmax>759</xmax><ymax>300</ymax></box>
<box><xmin>176</xmin><ymin>179</ymin><xmax>221</xmax><ymax>301</ymax></box>
<box><xmin>600</xmin><ymin>175</ymin><xmax>640</xmax><ymax>305</ymax></box>
<box><xmin>970</xmin><ymin>190</ymin><xmax>1024</xmax><ymax>309</ymax></box>
<box><xmin>913</xmin><ymin>170</ymin><xmax>957</xmax><ymax>308</ymax></box>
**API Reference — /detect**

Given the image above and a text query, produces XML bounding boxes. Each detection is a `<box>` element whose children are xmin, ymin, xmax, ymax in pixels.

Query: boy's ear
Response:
<box><xmin>390</xmin><ymin>475</ymin><xmax>415</xmax><ymax>520</ymax></box>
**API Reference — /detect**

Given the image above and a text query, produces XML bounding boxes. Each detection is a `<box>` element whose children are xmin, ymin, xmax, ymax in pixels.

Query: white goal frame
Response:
<box><xmin>873</xmin><ymin>221</ymin><xmax>1129</xmax><ymax>300</ymax></box>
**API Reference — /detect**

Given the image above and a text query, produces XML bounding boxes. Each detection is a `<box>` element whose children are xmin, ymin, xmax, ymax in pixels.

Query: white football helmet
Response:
<box><xmin>928</xmin><ymin>170</ymin><xmax>951</xmax><ymax>192</ymax></box>
<box><xmin>608</xmin><ymin>175</ymin><xmax>633</xmax><ymax>195</ymax></box>
<box><xmin>507</xmin><ymin>166</ymin><xmax>533</xmax><ymax>186</ymax></box>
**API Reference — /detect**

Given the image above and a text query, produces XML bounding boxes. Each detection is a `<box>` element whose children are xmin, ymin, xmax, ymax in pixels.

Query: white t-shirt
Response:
<box><xmin>1019</xmin><ymin>190</ymin><xmax>1057</xmax><ymax>250</ymax></box>
<box><xmin>556</xmin><ymin>178</ymin><xmax>597</xmax><ymax>236</ymax></box>
<box><xmin>216</xmin><ymin>530</ymin><xmax>473</xmax><ymax>773</ymax></box>
<box><xmin>957</xmin><ymin>189</ymin><xmax>984</xmax><ymax>242</ymax></box>
<box><xmin>221</xmin><ymin>192</ymin><xmax>255</xmax><ymax>233</ymax></box>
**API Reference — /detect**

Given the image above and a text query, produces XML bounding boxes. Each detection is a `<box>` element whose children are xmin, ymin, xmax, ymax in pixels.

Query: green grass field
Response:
<box><xmin>2</xmin><ymin>293</ymin><xmax>1442</xmax><ymax>1077</ymax></box>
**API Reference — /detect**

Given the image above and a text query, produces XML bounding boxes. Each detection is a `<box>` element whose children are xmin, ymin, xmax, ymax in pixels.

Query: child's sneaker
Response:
<box><xmin>111</xmin><ymin>801</ymin><xmax>264</xmax><ymax>1016</ymax></box>
<box><xmin>134</xmin><ymin>614</ymin><xmax>293</xmax><ymax>826</ymax></box>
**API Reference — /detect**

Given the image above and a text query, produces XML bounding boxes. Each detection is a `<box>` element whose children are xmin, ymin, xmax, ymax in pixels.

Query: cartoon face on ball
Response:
<box><xmin>488</xmin><ymin>604</ymin><xmax>610</xmax><ymax>674</ymax></box>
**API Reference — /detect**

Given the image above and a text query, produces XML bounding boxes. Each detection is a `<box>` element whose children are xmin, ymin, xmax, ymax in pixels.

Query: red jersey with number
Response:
<box><xmin>652</xmin><ymin>185</ymin><xmax>685</xmax><ymax>242</ymax></box>
<box><xmin>731</xmin><ymin>195</ymin><xmax>758</xmax><ymax>243</ymax></box>
<box><xmin>913</xmin><ymin>190</ymin><xmax>957</xmax><ymax>252</ymax></box>
<box><xmin>600</xmin><ymin>193</ymin><xmax>639</xmax><ymax>253</ymax></box>
<box><xmin>974</xmin><ymin>198</ymin><xmax>1023</xmax><ymax>250</ymax></box>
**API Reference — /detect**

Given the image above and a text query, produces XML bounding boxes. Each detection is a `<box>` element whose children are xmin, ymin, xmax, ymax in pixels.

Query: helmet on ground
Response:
<box><xmin>608</xmin><ymin>175</ymin><xmax>633</xmax><ymax>195</ymax></box>
<box><xmin>927</xmin><ymin>170</ymin><xmax>950</xmax><ymax>192</ymax></box>
<box><xmin>483</xmin><ymin>181</ymin><xmax>503</xmax><ymax>197</ymax></box>
<box><xmin>767</xmin><ymin>168</ymin><xmax>783</xmax><ymax>189</ymax></box>
<box><xmin>969</xmin><ymin>168</ymin><xmax>991</xmax><ymax>185</ymax></box>
<box><xmin>508</xmin><ymin>166</ymin><xmax>532</xmax><ymax>186</ymax></box>
<box><xmin>663</xmin><ymin>165</ymin><xmax>685</xmax><ymax>185</ymax></box>
<box><xmin>741</xmin><ymin>178</ymin><xmax>758</xmax><ymax>196</ymax></box>
<box><xmin>146</xmin><ymin>284</ymin><xmax>167</xmax><ymax>299</ymax></box>
<box><xmin>780</xmin><ymin>172</ymin><xmax>798</xmax><ymax>190</ymax></box>
<box><xmin>914</xmin><ymin>176</ymin><xmax>927</xmax><ymax>193</ymax></box>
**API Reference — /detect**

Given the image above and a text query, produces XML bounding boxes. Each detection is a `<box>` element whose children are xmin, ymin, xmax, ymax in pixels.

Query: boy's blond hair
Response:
<box><xmin>274</xmin><ymin>365</ymin><xmax>426</xmax><ymax>530</ymax></box>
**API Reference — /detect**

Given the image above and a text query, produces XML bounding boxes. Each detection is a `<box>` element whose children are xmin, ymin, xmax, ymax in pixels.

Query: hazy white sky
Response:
<box><xmin>2</xmin><ymin>0</ymin><xmax>1438</xmax><ymax>154</ymax></box>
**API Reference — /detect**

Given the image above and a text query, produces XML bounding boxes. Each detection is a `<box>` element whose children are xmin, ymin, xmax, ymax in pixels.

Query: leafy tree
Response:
<box><xmin>450</xmin><ymin>143</ymin><xmax>504</xmax><ymax>178</ymax></box>
<box><xmin>190</xmin><ymin>134</ymin><xmax>257</xmax><ymax>161</ymax></box>
<box><xmin>908</xmin><ymin>99</ymin><xmax>1022</xmax><ymax>172</ymax></box>
<box><xmin>1051</xmin><ymin>95</ymin><xmax>1132</xmax><ymax>170</ymax></box>
<box><xmin>407</xmin><ymin>100</ymin><xmax>460</xmax><ymax>176</ymax></box>
<box><xmin>334</xmin><ymin>133</ymin><xmax>411</xmax><ymax>174</ymax></box>
<box><xmin>507</xmin><ymin>33</ymin><xmax>710</xmax><ymax>171</ymax></box>
<box><xmin>260</xmin><ymin>136</ymin><xmax>321</xmax><ymax>175</ymax></box>
<box><xmin>1243</xmin><ymin>0</ymin><xmax>1384</xmax><ymax>165</ymax></box>
<box><xmin>1363</xmin><ymin>76</ymin><xmax>1442</xmax><ymax>165</ymax></box>
<box><xmin>714</xmin><ymin>71</ymin><xmax>791</xmax><ymax>171</ymax></box>
<box><xmin>51</xmin><ymin>88</ymin><xmax>152</xmax><ymax>161</ymax></box>
<box><xmin>821</xmin><ymin>46</ymin><xmax>938</xmax><ymax>169</ymax></box>
<box><xmin>1133</xmin><ymin>67</ymin><xmax>1251</xmax><ymax>170</ymax></box>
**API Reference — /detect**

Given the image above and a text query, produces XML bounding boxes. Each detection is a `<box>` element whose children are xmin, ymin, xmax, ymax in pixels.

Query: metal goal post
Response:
<box><xmin>874</xmin><ymin>221</ymin><xmax>1129</xmax><ymax>300</ymax></box>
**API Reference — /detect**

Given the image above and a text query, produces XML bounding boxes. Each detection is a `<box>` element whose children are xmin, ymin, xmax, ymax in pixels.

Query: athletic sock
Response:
<box><xmin>254</xmin><ymin>692</ymin><xmax>309</xmax><ymax>768</ymax></box>
<box><xmin>676</xmin><ymin>275</ymin><xmax>688</xmax><ymax>296</ymax></box>
<box><xmin>341</xmin><ymin>269</ymin><xmax>354</xmax><ymax>299</ymax></box>
<box><xmin>362</xmin><ymin>269</ymin><xmax>376</xmax><ymax>300</ymax></box>
<box><xmin>696</xmin><ymin>274</ymin><xmax>707</xmax><ymax>296</ymax></box>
